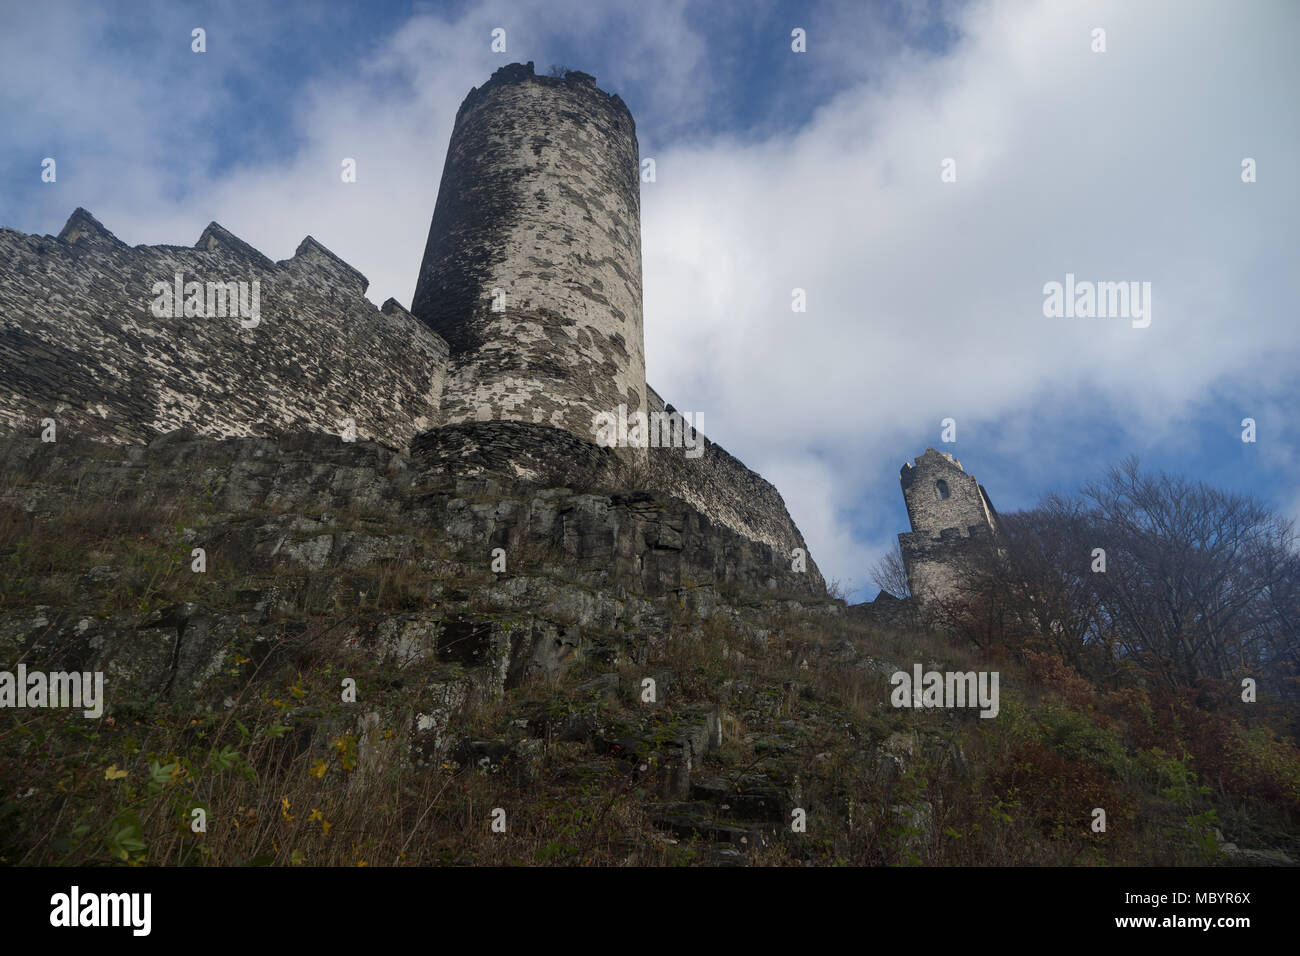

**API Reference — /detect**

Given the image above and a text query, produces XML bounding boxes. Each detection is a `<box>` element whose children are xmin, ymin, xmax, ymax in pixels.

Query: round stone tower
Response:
<box><xmin>412</xmin><ymin>62</ymin><xmax>646</xmax><ymax>459</ymax></box>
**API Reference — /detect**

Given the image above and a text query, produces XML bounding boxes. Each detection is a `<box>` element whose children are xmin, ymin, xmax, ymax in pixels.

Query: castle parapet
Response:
<box><xmin>0</xmin><ymin>210</ymin><xmax>447</xmax><ymax>449</ymax></box>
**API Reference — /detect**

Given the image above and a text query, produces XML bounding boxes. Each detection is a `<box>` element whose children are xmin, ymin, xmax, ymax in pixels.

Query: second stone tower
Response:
<box><xmin>412</xmin><ymin>62</ymin><xmax>647</xmax><ymax>457</ymax></box>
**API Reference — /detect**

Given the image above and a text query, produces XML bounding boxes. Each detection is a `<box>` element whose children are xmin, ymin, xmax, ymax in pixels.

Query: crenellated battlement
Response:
<box><xmin>456</xmin><ymin>61</ymin><xmax>635</xmax><ymax>132</ymax></box>
<box><xmin>0</xmin><ymin>207</ymin><xmax>448</xmax><ymax>447</ymax></box>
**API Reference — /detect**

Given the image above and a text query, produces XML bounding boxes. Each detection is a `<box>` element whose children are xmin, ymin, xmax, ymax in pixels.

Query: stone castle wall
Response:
<box><xmin>411</xmin><ymin>63</ymin><xmax>646</xmax><ymax>459</ymax></box>
<box><xmin>0</xmin><ymin>64</ymin><xmax>825</xmax><ymax>597</ymax></box>
<box><xmin>898</xmin><ymin>524</ymin><xmax>998</xmax><ymax>603</ymax></box>
<box><xmin>642</xmin><ymin>387</ymin><xmax>817</xmax><ymax>572</ymax></box>
<box><xmin>0</xmin><ymin>209</ymin><xmax>448</xmax><ymax>448</ymax></box>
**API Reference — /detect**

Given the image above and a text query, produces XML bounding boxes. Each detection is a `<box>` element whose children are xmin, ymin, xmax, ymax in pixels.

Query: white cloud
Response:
<box><xmin>642</xmin><ymin>0</ymin><xmax>1300</xmax><ymax>596</ymax></box>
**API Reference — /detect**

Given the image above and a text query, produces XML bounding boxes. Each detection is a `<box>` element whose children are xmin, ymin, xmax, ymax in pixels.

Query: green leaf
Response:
<box><xmin>104</xmin><ymin>811</ymin><xmax>147</xmax><ymax>861</ymax></box>
<box><xmin>211</xmin><ymin>745</ymin><xmax>242</xmax><ymax>772</ymax></box>
<box><xmin>149</xmin><ymin>759</ymin><xmax>179</xmax><ymax>789</ymax></box>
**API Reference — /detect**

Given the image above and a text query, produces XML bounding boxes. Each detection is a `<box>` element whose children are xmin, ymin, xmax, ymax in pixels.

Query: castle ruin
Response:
<box><xmin>0</xmin><ymin>62</ymin><xmax>823</xmax><ymax>594</ymax></box>
<box><xmin>898</xmin><ymin>448</ymin><xmax>999</xmax><ymax>603</ymax></box>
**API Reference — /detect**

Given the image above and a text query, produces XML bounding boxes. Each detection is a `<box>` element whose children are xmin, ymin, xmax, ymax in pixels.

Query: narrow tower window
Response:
<box><xmin>936</xmin><ymin>479</ymin><xmax>950</xmax><ymax>500</ymax></box>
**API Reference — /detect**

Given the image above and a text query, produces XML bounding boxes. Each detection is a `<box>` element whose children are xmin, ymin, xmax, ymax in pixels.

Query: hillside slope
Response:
<box><xmin>1</xmin><ymin>433</ymin><xmax>1295</xmax><ymax>865</ymax></box>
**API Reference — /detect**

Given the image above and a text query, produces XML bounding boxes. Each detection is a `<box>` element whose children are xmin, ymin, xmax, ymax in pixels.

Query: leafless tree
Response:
<box><xmin>939</xmin><ymin>458</ymin><xmax>1299</xmax><ymax>692</ymax></box>
<box><xmin>870</xmin><ymin>539</ymin><xmax>911</xmax><ymax>600</ymax></box>
<box><xmin>1080</xmin><ymin>457</ymin><xmax>1298</xmax><ymax>688</ymax></box>
<box><xmin>989</xmin><ymin>495</ymin><xmax>1114</xmax><ymax>680</ymax></box>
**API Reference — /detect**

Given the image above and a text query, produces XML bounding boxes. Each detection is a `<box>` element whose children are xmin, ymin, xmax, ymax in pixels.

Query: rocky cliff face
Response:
<box><xmin>411</xmin><ymin>416</ymin><xmax>826</xmax><ymax>593</ymax></box>
<box><xmin>0</xmin><ymin>429</ymin><xmax>875</xmax><ymax>865</ymax></box>
<box><xmin>0</xmin><ymin>429</ymin><xmax>825</xmax><ymax>713</ymax></box>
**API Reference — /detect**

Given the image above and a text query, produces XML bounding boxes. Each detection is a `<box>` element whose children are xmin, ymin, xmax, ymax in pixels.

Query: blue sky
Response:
<box><xmin>2</xmin><ymin>0</ymin><xmax>1298</xmax><ymax>601</ymax></box>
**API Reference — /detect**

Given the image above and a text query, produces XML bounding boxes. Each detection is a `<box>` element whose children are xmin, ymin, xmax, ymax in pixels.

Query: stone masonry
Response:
<box><xmin>898</xmin><ymin>448</ymin><xmax>999</xmax><ymax>602</ymax></box>
<box><xmin>0</xmin><ymin>208</ymin><xmax>448</xmax><ymax>449</ymax></box>
<box><xmin>411</xmin><ymin>63</ymin><xmax>646</xmax><ymax>461</ymax></box>
<box><xmin>0</xmin><ymin>63</ymin><xmax>823</xmax><ymax>594</ymax></box>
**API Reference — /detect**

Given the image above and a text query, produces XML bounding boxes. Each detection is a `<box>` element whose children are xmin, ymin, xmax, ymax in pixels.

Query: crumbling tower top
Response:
<box><xmin>899</xmin><ymin>447</ymin><xmax>998</xmax><ymax>539</ymax></box>
<box><xmin>897</xmin><ymin>448</ymin><xmax>1000</xmax><ymax>602</ymax></box>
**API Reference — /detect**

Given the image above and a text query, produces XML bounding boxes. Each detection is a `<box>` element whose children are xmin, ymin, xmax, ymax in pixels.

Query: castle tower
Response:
<box><xmin>898</xmin><ymin>448</ymin><xmax>999</xmax><ymax>601</ymax></box>
<box><xmin>411</xmin><ymin>62</ymin><xmax>646</xmax><ymax>459</ymax></box>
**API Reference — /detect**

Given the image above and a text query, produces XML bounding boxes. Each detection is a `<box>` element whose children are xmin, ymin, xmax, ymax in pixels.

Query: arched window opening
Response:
<box><xmin>936</xmin><ymin>479</ymin><xmax>950</xmax><ymax>500</ymax></box>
